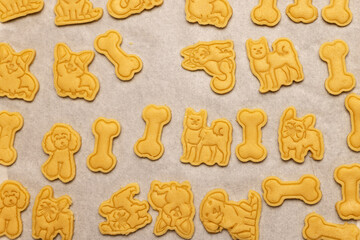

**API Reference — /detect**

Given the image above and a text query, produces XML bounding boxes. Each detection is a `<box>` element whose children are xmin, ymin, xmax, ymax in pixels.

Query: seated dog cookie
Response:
<box><xmin>251</xmin><ymin>0</ymin><xmax>281</xmax><ymax>26</ymax></box>
<box><xmin>107</xmin><ymin>0</ymin><xmax>163</xmax><ymax>19</ymax></box>
<box><xmin>286</xmin><ymin>0</ymin><xmax>318</xmax><ymax>23</ymax></box>
<box><xmin>0</xmin><ymin>0</ymin><xmax>44</xmax><ymax>22</ymax></box>
<box><xmin>322</xmin><ymin>0</ymin><xmax>352</xmax><ymax>27</ymax></box>
<box><xmin>345</xmin><ymin>93</ymin><xmax>360</xmax><ymax>151</ymax></box>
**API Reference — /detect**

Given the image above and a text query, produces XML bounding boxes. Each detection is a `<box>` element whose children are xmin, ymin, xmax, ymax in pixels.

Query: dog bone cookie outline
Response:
<box><xmin>134</xmin><ymin>104</ymin><xmax>171</xmax><ymax>160</ymax></box>
<box><xmin>107</xmin><ymin>0</ymin><xmax>163</xmax><ymax>19</ymax></box>
<box><xmin>99</xmin><ymin>183</ymin><xmax>152</xmax><ymax>235</ymax></box>
<box><xmin>303</xmin><ymin>212</ymin><xmax>360</xmax><ymax>240</ymax></box>
<box><xmin>0</xmin><ymin>43</ymin><xmax>39</xmax><ymax>101</ymax></box>
<box><xmin>200</xmin><ymin>189</ymin><xmax>261</xmax><ymax>240</ymax></box>
<box><xmin>246</xmin><ymin>37</ymin><xmax>304</xmax><ymax>93</ymax></box>
<box><xmin>236</xmin><ymin>108</ymin><xmax>267</xmax><ymax>163</ymax></box>
<box><xmin>185</xmin><ymin>0</ymin><xmax>232</xmax><ymax>28</ymax></box>
<box><xmin>322</xmin><ymin>0</ymin><xmax>352</xmax><ymax>27</ymax></box>
<box><xmin>0</xmin><ymin>180</ymin><xmax>29</xmax><ymax>239</ymax></box>
<box><xmin>32</xmin><ymin>185</ymin><xmax>74</xmax><ymax>240</ymax></box>
<box><xmin>345</xmin><ymin>93</ymin><xmax>360</xmax><ymax>151</ymax></box>
<box><xmin>148</xmin><ymin>180</ymin><xmax>195</xmax><ymax>239</ymax></box>
<box><xmin>251</xmin><ymin>0</ymin><xmax>281</xmax><ymax>27</ymax></box>
<box><xmin>278</xmin><ymin>106</ymin><xmax>324</xmax><ymax>163</ymax></box>
<box><xmin>180</xmin><ymin>108</ymin><xmax>232</xmax><ymax>166</ymax></box>
<box><xmin>42</xmin><ymin>123</ymin><xmax>81</xmax><ymax>183</ymax></box>
<box><xmin>0</xmin><ymin>0</ymin><xmax>44</xmax><ymax>22</ymax></box>
<box><xmin>286</xmin><ymin>0</ymin><xmax>318</xmax><ymax>23</ymax></box>
<box><xmin>94</xmin><ymin>30</ymin><xmax>142</xmax><ymax>81</ymax></box>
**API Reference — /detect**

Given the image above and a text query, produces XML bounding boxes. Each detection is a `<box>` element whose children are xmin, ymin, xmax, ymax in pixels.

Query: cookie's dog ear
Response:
<box><xmin>68</xmin><ymin>132</ymin><xmax>79</xmax><ymax>151</ymax></box>
<box><xmin>282</xmin><ymin>107</ymin><xmax>295</xmax><ymax>121</ymax></box>
<box><xmin>43</xmin><ymin>133</ymin><xmax>56</xmax><ymax>152</ymax></box>
<box><xmin>56</xmin><ymin>44</ymin><xmax>72</xmax><ymax>63</ymax></box>
<box><xmin>0</xmin><ymin>44</ymin><xmax>12</xmax><ymax>63</ymax></box>
<box><xmin>303</xmin><ymin>114</ymin><xmax>315</xmax><ymax>129</ymax></box>
<box><xmin>16</xmin><ymin>187</ymin><xmax>28</xmax><ymax>209</ymax></box>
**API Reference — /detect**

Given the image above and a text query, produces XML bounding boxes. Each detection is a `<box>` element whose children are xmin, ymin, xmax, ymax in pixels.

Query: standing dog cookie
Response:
<box><xmin>107</xmin><ymin>0</ymin><xmax>163</xmax><ymax>19</ymax></box>
<box><xmin>0</xmin><ymin>0</ymin><xmax>44</xmax><ymax>22</ymax></box>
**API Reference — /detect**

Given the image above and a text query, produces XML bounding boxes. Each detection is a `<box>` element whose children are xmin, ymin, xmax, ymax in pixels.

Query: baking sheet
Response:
<box><xmin>1</xmin><ymin>0</ymin><xmax>360</xmax><ymax>239</ymax></box>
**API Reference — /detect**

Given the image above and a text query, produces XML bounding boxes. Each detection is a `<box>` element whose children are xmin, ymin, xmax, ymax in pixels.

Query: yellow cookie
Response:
<box><xmin>185</xmin><ymin>0</ymin><xmax>232</xmax><ymax>28</ymax></box>
<box><xmin>322</xmin><ymin>0</ymin><xmax>352</xmax><ymax>27</ymax></box>
<box><xmin>246</xmin><ymin>37</ymin><xmax>304</xmax><ymax>93</ymax></box>
<box><xmin>42</xmin><ymin>123</ymin><xmax>81</xmax><ymax>183</ymax></box>
<box><xmin>262</xmin><ymin>175</ymin><xmax>322</xmax><ymax>207</ymax></box>
<box><xmin>54</xmin><ymin>0</ymin><xmax>103</xmax><ymax>26</ymax></box>
<box><xmin>134</xmin><ymin>104</ymin><xmax>171</xmax><ymax>160</ymax></box>
<box><xmin>0</xmin><ymin>111</ymin><xmax>23</xmax><ymax>166</ymax></box>
<box><xmin>98</xmin><ymin>183</ymin><xmax>152</xmax><ymax>235</ymax></box>
<box><xmin>0</xmin><ymin>180</ymin><xmax>29</xmax><ymax>239</ymax></box>
<box><xmin>345</xmin><ymin>93</ymin><xmax>360</xmax><ymax>151</ymax></box>
<box><xmin>236</xmin><ymin>108</ymin><xmax>267</xmax><ymax>163</ymax></box>
<box><xmin>286</xmin><ymin>0</ymin><xmax>318</xmax><ymax>23</ymax></box>
<box><xmin>148</xmin><ymin>180</ymin><xmax>195</xmax><ymax>239</ymax></box>
<box><xmin>0</xmin><ymin>43</ymin><xmax>39</xmax><ymax>101</ymax></box>
<box><xmin>278</xmin><ymin>106</ymin><xmax>324</xmax><ymax>163</ymax></box>
<box><xmin>200</xmin><ymin>189</ymin><xmax>261</xmax><ymax>240</ymax></box>
<box><xmin>32</xmin><ymin>186</ymin><xmax>74</xmax><ymax>240</ymax></box>
<box><xmin>251</xmin><ymin>0</ymin><xmax>281</xmax><ymax>26</ymax></box>
<box><xmin>107</xmin><ymin>0</ymin><xmax>163</xmax><ymax>19</ymax></box>
<box><xmin>0</xmin><ymin>0</ymin><xmax>44</xmax><ymax>22</ymax></box>
<box><xmin>180</xmin><ymin>108</ymin><xmax>232</xmax><ymax>166</ymax></box>
<box><xmin>94</xmin><ymin>30</ymin><xmax>142</xmax><ymax>81</ymax></box>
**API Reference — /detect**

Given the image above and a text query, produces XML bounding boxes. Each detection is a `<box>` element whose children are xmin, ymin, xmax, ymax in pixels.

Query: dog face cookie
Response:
<box><xmin>99</xmin><ymin>183</ymin><xmax>152</xmax><ymax>235</ymax></box>
<box><xmin>107</xmin><ymin>0</ymin><xmax>163</xmax><ymax>19</ymax></box>
<box><xmin>0</xmin><ymin>0</ymin><xmax>44</xmax><ymax>22</ymax></box>
<box><xmin>200</xmin><ymin>189</ymin><xmax>261</xmax><ymax>240</ymax></box>
<box><xmin>180</xmin><ymin>108</ymin><xmax>232</xmax><ymax>166</ymax></box>
<box><xmin>246</xmin><ymin>37</ymin><xmax>304</xmax><ymax>93</ymax></box>
<box><xmin>32</xmin><ymin>186</ymin><xmax>74</xmax><ymax>240</ymax></box>
<box><xmin>345</xmin><ymin>93</ymin><xmax>360</xmax><ymax>151</ymax></box>
<box><xmin>322</xmin><ymin>0</ymin><xmax>352</xmax><ymax>27</ymax></box>
<box><xmin>148</xmin><ymin>180</ymin><xmax>195</xmax><ymax>239</ymax></box>
<box><xmin>251</xmin><ymin>0</ymin><xmax>281</xmax><ymax>26</ymax></box>
<box><xmin>42</xmin><ymin>123</ymin><xmax>81</xmax><ymax>183</ymax></box>
<box><xmin>181</xmin><ymin>40</ymin><xmax>236</xmax><ymax>94</ymax></box>
<box><xmin>286</xmin><ymin>0</ymin><xmax>318</xmax><ymax>23</ymax></box>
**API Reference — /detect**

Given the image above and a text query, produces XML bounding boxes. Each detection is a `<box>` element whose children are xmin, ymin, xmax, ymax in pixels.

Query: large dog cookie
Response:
<box><xmin>286</xmin><ymin>0</ymin><xmax>318</xmax><ymax>23</ymax></box>
<box><xmin>345</xmin><ymin>94</ymin><xmax>360</xmax><ymax>151</ymax></box>
<box><xmin>246</xmin><ymin>37</ymin><xmax>304</xmax><ymax>93</ymax></box>
<box><xmin>0</xmin><ymin>111</ymin><xmax>23</xmax><ymax>166</ymax></box>
<box><xmin>107</xmin><ymin>0</ymin><xmax>163</xmax><ymax>19</ymax></box>
<box><xmin>262</xmin><ymin>175</ymin><xmax>322</xmax><ymax>207</ymax></box>
<box><xmin>181</xmin><ymin>40</ymin><xmax>236</xmax><ymax>94</ymax></box>
<box><xmin>322</xmin><ymin>0</ymin><xmax>352</xmax><ymax>27</ymax></box>
<box><xmin>0</xmin><ymin>43</ymin><xmax>39</xmax><ymax>101</ymax></box>
<box><xmin>0</xmin><ymin>180</ymin><xmax>29</xmax><ymax>239</ymax></box>
<box><xmin>99</xmin><ymin>183</ymin><xmax>152</xmax><ymax>235</ymax></box>
<box><xmin>42</xmin><ymin>123</ymin><xmax>81</xmax><ymax>183</ymax></box>
<box><xmin>94</xmin><ymin>30</ymin><xmax>142</xmax><ymax>81</ymax></box>
<box><xmin>236</xmin><ymin>108</ymin><xmax>267</xmax><ymax>163</ymax></box>
<box><xmin>200</xmin><ymin>189</ymin><xmax>261</xmax><ymax>240</ymax></box>
<box><xmin>278</xmin><ymin>106</ymin><xmax>324</xmax><ymax>163</ymax></box>
<box><xmin>54</xmin><ymin>0</ymin><xmax>103</xmax><ymax>26</ymax></box>
<box><xmin>251</xmin><ymin>0</ymin><xmax>281</xmax><ymax>26</ymax></box>
<box><xmin>134</xmin><ymin>104</ymin><xmax>171</xmax><ymax>160</ymax></box>
<box><xmin>148</xmin><ymin>180</ymin><xmax>195</xmax><ymax>239</ymax></box>
<box><xmin>32</xmin><ymin>185</ymin><xmax>74</xmax><ymax>240</ymax></box>
<box><xmin>54</xmin><ymin>43</ymin><xmax>99</xmax><ymax>101</ymax></box>
<box><xmin>180</xmin><ymin>108</ymin><xmax>232</xmax><ymax>166</ymax></box>
<box><xmin>0</xmin><ymin>0</ymin><xmax>44</xmax><ymax>22</ymax></box>
<box><xmin>320</xmin><ymin>40</ymin><xmax>355</xmax><ymax>95</ymax></box>
<box><xmin>87</xmin><ymin>117</ymin><xmax>120</xmax><ymax>173</ymax></box>
<box><xmin>185</xmin><ymin>0</ymin><xmax>232</xmax><ymax>28</ymax></box>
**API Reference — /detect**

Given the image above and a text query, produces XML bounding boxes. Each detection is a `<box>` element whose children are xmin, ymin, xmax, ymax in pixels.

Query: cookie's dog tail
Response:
<box><xmin>213</xmin><ymin>120</ymin><xmax>231</xmax><ymax>140</ymax></box>
<box><xmin>274</xmin><ymin>40</ymin><xmax>294</xmax><ymax>56</ymax></box>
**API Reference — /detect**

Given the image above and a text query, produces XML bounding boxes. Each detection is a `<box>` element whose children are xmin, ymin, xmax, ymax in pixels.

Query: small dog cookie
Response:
<box><xmin>32</xmin><ymin>185</ymin><xmax>74</xmax><ymax>240</ymax></box>
<box><xmin>0</xmin><ymin>43</ymin><xmax>39</xmax><ymax>101</ymax></box>
<box><xmin>345</xmin><ymin>94</ymin><xmax>360</xmax><ymax>151</ymax></box>
<box><xmin>0</xmin><ymin>111</ymin><xmax>23</xmax><ymax>166</ymax></box>
<box><xmin>148</xmin><ymin>180</ymin><xmax>195</xmax><ymax>239</ymax></box>
<box><xmin>320</xmin><ymin>40</ymin><xmax>355</xmax><ymax>95</ymax></box>
<box><xmin>322</xmin><ymin>0</ymin><xmax>352</xmax><ymax>27</ymax></box>
<box><xmin>54</xmin><ymin>43</ymin><xmax>99</xmax><ymax>101</ymax></box>
<box><xmin>0</xmin><ymin>0</ymin><xmax>44</xmax><ymax>22</ymax></box>
<box><xmin>87</xmin><ymin>117</ymin><xmax>120</xmax><ymax>173</ymax></box>
<box><xmin>185</xmin><ymin>0</ymin><xmax>232</xmax><ymax>28</ymax></box>
<box><xmin>107</xmin><ymin>0</ymin><xmax>163</xmax><ymax>19</ymax></box>
<box><xmin>279</xmin><ymin>106</ymin><xmax>324</xmax><ymax>163</ymax></box>
<box><xmin>251</xmin><ymin>0</ymin><xmax>281</xmax><ymax>26</ymax></box>
<box><xmin>42</xmin><ymin>123</ymin><xmax>81</xmax><ymax>183</ymax></box>
<box><xmin>200</xmin><ymin>189</ymin><xmax>261</xmax><ymax>240</ymax></box>
<box><xmin>246</xmin><ymin>37</ymin><xmax>304</xmax><ymax>93</ymax></box>
<box><xmin>181</xmin><ymin>40</ymin><xmax>236</xmax><ymax>94</ymax></box>
<box><xmin>180</xmin><ymin>108</ymin><xmax>232</xmax><ymax>166</ymax></box>
<box><xmin>0</xmin><ymin>180</ymin><xmax>29</xmax><ymax>239</ymax></box>
<box><xmin>134</xmin><ymin>104</ymin><xmax>171</xmax><ymax>160</ymax></box>
<box><xmin>99</xmin><ymin>183</ymin><xmax>152</xmax><ymax>235</ymax></box>
<box><xmin>94</xmin><ymin>30</ymin><xmax>142</xmax><ymax>81</ymax></box>
<box><xmin>54</xmin><ymin>0</ymin><xmax>103</xmax><ymax>26</ymax></box>
<box><xmin>286</xmin><ymin>0</ymin><xmax>318</xmax><ymax>23</ymax></box>
<box><xmin>303</xmin><ymin>212</ymin><xmax>360</xmax><ymax>240</ymax></box>
<box><xmin>262</xmin><ymin>175</ymin><xmax>322</xmax><ymax>207</ymax></box>
<box><xmin>236</xmin><ymin>108</ymin><xmax>267</xmax><ymax>163</ymax></box>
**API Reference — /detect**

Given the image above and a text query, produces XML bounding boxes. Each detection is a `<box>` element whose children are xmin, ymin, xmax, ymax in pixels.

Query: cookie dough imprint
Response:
<box><xmin>322</xmin><ymin>0</ymin><xmax>352</xmax><ymax>27</ymax></box>
<box><xmin>286</xmin><ymin>0</ymin><xmax>318</xmax><ymax>23</ymax></box>
<box><xmin>0</xmin><ymin>43</ymin><xmax>39</xmax><ymax>101</ymax></box>
<box><xmin>107</xmin><ymin>0</ymin><xmax>163</xmax><ymax>19</ymax></box>
<box><xmin>94</xmin><ymin>30</ymin><xmax>142</xmax><ymax>81</ymax></box>
<box><xmin>200</xmin><ymin>189</ymin><xmax>261</xmax><ymax>240</ymax></box>
<box><xmin>181</xmin><ymin>40</ymin><xmax>236</xmax><ymax>94</ymax></box>
<box><xmin>0</xmin><ymin>0</ymin><xmax>44</xmax><ymax>22</ymax></box>
<box><xmin>251</xmin><ymin>0</ymin><xmax>281</xmax><ymax>26</ymax></box>
<box><xmin>345</xmin><ymin>94</ymin><xmax>360</xmax><ymax>151</ymax></box>
<box><xmin>32</xmin><ymin>186</ymin><xmax>74</xmax><ymax>240</ymax></box>
<box><xmin>134</xmin><ymin>105</ymin><xmax>171</xmax><ymax>160</ymax></box>
<box><xmin>98</xmin><ymin>183</ymin><xmax>152</xmax><ymax>235</ymax></box>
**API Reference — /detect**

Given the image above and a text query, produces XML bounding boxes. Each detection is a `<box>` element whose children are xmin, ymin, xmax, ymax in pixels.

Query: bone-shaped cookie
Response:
<box><xmin>236</xmin><ymin>108</ymin><xmax>267</xmax><ymax>163</ymax></box>
<box><xmin>134</xmin><ymin>105</ymin><xmax>171</xmax><ymax>160</ymax></box>
<box><xmin>303</xmin><ymin>212</ymin><xmax>360</xmax><ymax>240</ymax></box>
<box><xmin>87</xmin><ymin>117</ymin><xmax>120</xmax><ymax>173</ymax></box>
<box><xmin>262</xmin><ymin>175</ymin><xmax>322</xmax><ymax>207</ymax></box>
<box><xmin>322</xmin><ymin>0</ymin><xmax>352</xmax><ymax>26</ymax></box>
<box><xmin>286</xmin><ymin>0</ymin><xmax>318</xmax><ymax>23</ymax></box>
<box><xmin>251</xmin><ymin>0</ymin><xmax>281</xmax><ymax>26</ymax></box>
<box><xmin>320</xmin><ymin>40</ymin><xmax>355</xmax><ymax>95</ymax></box>
<box><xmin>345</xmin><ymin>94</ymin><xmax>360</xmax><ymax>151</ymax></box>
<box><xmin>0</xmin><ymin>111</ymin><xmax>23</xmax><ymax>166</ymax></box>
<box><xmin>94</xmin><ymin>30</ymin><xmax>142</xmax><ymax>81</ymax></box>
